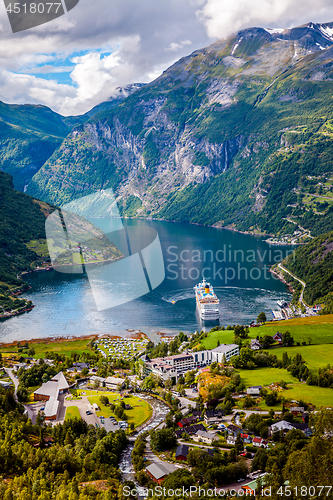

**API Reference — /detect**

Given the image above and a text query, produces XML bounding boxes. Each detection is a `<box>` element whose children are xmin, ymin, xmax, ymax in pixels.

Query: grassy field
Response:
<box><xmin>200</xmin><ymin>330</ymin><xmax>239</xmax><ymax>349</ymax></box>
<box><xmin>274</xmin><ymin>344</ymin><xmax>333</xmax><ymax>374</ymax></box>
<box><xmin>200</xmin><ymin>315</ymin><xmax>333</xmax><ymax>351</ymax></box>
<box><xmin>280</xmin><ymin>383</ymin><xmax>333</xmax><ymax>408</ymax></box>
<box><xmin>0</xmin><ymin>337</ymin><xmax>95</xmax><ymax>359</ymax></box>
<box><xmin>236</xmin><ymin>363</ymin><xmax>333</xmax><ymax>409</ymax></box>
<box><xmin>237</xmin><ymin>367</ymin><xmax>298</xmax><ymax>387</ymax></box>
<box><xmin>81</xmin><ymin>390</ymin><xmax>152</xmax><ymax>429</ymax></box>
<box><xmin>249</xmin><ymin>315</ymin><xmax>333</xmax><ymax>345</ymax></box>
<box><xmin>199</xmin><ymin>317</ymin><xmax>333</xmax><ymax>409</ymax></box>
<box><xmin>65</xmin><ymin>406</ymin><xmax>81</xmax><ymax>421</ymax></box>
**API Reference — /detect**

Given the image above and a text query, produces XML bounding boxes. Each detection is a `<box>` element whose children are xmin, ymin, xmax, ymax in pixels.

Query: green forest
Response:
<box><xmin>283</xmin><ymin>230</ymin><xmax>333</xmax><ymax>309</ymax></box>
<box><xmin>0</xmin><ymin>386</ymin><xmax>128</xmax><ymax>500</ymax></box>
<box><xmin>0</xmin><ymin>171</ymin><xmax>54</xmax><ymax>314</ymax></box>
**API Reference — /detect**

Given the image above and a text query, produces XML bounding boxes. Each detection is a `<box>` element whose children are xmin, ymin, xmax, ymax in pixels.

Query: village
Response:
<box><xmin>0</xmin><ymin>326</ymin><xmax>318</xmax><ymax>496</ymax></box>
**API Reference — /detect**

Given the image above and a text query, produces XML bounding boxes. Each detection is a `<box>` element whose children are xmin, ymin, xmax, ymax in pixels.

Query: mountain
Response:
<box><xmin>81</xmin><ymin>83</ymin><xmax>147</xmax><ymax>119</ymax></box>
<box><xmin>0</xmin><ymin>84</ymin><xmax>146</xmax><ymax>192</ymax></box>
<box><xmin>0</xmin><ymin>101</ymin><xmax>71</xmax><ymax>192</ymax></box>
<box><xmin>0</xmin><ymin>171</ymin><xmax>54</xmax><ymax>314</ymax></box>
<box><xmin>26</xmin><ymin>22</ymin><xmax>333</xmax><ymax>240</ymax></box>
<box><xmin>276</xmin><ymin>230</ymin><xmax>333</xmax><ymax>312</ymax></box>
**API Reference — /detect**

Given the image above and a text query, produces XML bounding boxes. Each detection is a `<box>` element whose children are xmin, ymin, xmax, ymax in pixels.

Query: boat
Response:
<box><xmin>277</xmin><ymin>300</ymin><xmax>288</xmax><ymax>309</ymax></box>
<box><xmin>194</xmin><ymin>278</ymin><xmax>220</xmax><ymax>320</ymax></box>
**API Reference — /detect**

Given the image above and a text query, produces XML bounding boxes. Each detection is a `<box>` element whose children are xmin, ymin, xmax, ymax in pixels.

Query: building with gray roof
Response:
<box><xmin>34</xmin><ymin>372</ymin><xmax>69</xmax><ymax>421</ymax></box>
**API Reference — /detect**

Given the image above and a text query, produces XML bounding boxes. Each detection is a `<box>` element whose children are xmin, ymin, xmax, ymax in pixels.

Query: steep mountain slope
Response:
<box><xmin>0</xmin><ymin>84</ymin><xmax>146</xmax><ymax>192</ymax></box>
<box><xmin>27</xmin><ymin>22</ymin><xmax>333</xmax><ymax>238</ymax></box>
<box><xmin>0</xmin><ymin>101</ymin><xmax>70</xmax><ymax>191</ymax></box>
<box><xmin>0</xmin><ymin>171</ymin><xmax>55</xmax><ymax>314</ymax></box>
<box><xmin>81</xmin><ymin>83</ymin><xmax>146</xmax><ymax>120</ymax></box>
<box><xmin>276</xmin><ymin>230</ymin><xmax>333</xmax><ymax>311</ymax></box>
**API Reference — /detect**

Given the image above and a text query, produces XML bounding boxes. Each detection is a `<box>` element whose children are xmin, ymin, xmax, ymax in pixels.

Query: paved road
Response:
<box><xmin>145</xmin><ymin>437</ymin><xmax>180</xmax><ymax>474</ymax></box>
<box><xmin>4</xmin><ymin>368</ymin><xmax>19</xmax><ymax>399</ymax></box>
<box><xmin>278</xmin><ymin>263</ymin><xmax>306</xmax><ymax>306</ymax></box>
<box><xmin>298</xmin><ymin>191</ymin><xmax>333</xmax><ymax>201</ymax></box>
<box><xmin>184</xmin><ymin>388</ymin><xmax>198</xmax><ymax>399</ymax></box>
<box><xmin>178</xmin><ymin>439</ymin><xmax>230</xmax><ymax>452</ymax></box>
<box><xmin>178</xmin><ymin>395</ymin><xmax>196</xmax><ymax>414</ymax></box>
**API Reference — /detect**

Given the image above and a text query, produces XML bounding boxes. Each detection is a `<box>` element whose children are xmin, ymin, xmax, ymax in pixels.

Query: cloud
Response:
<box><xmin>166</xmin><ymin>40</ymin><xmax>192</xmax><ymax>52</ymax></box>
<box><xmin>0</xmin><ymin>0</ymin><xmax>210</xmax><ymax>115</ymax></box>
<box><xmin>0</xmin><ymin>0</ymin><xmax>333</xmax><ymax>115</ymax></box>
<box><xmin>197</xmin><ymin>0</ymin><xmax>333</xmax><ymax>39</ymax></box>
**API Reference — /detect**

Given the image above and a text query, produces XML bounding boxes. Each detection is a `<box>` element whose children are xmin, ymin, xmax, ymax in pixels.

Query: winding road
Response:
<box><xmin>278</xmin><ymin>263</ymin><xmax>306</xmax><ymax>306</ymax></box>
<box><xmin>4</xmin><ymin>368</ymin><xmax>19</xmax><ymax>399</ymax></box>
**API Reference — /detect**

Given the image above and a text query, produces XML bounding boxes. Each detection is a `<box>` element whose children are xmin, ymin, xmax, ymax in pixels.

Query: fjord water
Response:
<box><xmin>0</xmin><ymin>220</ymin><xmax>293</xmax><ymax>342</ymax></box>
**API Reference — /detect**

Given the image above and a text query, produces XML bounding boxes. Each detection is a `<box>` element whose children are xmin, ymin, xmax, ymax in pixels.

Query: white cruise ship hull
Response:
<box><xmin>197</xmin><ymin>305</ymin><xmax>220</xmax><ymax>320</ymax></box>
<box><xmin>195</xmin><ymin>278</ymin><xmax>220</xmax><ymax>321</ymax></box>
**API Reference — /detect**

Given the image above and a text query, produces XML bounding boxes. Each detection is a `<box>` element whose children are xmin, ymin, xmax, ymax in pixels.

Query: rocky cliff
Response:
<box><xmin>27</xmin><ymin>23</ymin><xmax>333</xmax><ymax>237</ymax></box>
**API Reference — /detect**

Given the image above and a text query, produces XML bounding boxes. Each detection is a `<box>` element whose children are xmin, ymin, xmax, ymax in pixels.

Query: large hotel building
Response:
<box><xmin>143</xmin><ymin>344</ymin><xmax>239</xmax><ymax>381</ymax></box>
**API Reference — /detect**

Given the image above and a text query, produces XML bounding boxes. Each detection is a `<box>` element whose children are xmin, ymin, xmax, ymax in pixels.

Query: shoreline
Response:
<box><xmin>4</xmin><ymin>217</ymin><xmax>296</xmax><ymax>324</ymax></box>
<box><xmin>125</xmin><ymin>215</ymin><xmax>306</xmax><ymax>245</ymax></box>
<box><xmin>125</xmin><ymin>215</ymin><xmax>274</xmax><ymax>238</ymax></box>
<box><xmin>0</xmin><ymin>305</ymin><xmax>35</xmax><ymax>321</ymax></box>
<box><xmin>0</xmin><ymin>330</ymin><xmax>149</xmax><ymax>348</ymax></box>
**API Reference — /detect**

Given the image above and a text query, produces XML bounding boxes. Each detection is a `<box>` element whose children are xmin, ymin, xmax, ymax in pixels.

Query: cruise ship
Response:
<box><xmin>194</xmin><ymin>278</ymin><xmax>220</xmax><ymax>320</ymax></box>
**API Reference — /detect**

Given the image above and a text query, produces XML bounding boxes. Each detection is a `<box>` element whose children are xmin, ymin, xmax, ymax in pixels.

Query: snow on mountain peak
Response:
<box><xmin>318</xmin><ymin>25</ymin><xmax>333</xmax><ymax>41</ymax></box>
<box><xmin>265</xmin><ymin>28</ymin><xmax>285</xmax><ymax>34</ymax></box>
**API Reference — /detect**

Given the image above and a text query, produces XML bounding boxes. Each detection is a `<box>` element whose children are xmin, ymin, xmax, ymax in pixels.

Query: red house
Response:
<box><xmin>146</xmin><ymin>463</ymin><xmax>170</xmax><ymax>484</ymax></box>
<box><xmin>176</xmin><ymin>444</ymin><xmax>189</xmax><ymax>461</ymax></box>
<box><xmin>273</xmin><ymin>332</ymin><xmax>283</xmax><ymax>344</ymax></box>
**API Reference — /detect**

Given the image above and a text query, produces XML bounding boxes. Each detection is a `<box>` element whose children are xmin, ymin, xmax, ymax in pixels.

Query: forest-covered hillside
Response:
<box><xmin>0</xmin><ymin>386</ymin><xmax>127</xmax><ymax>499</ymax></box>
<box><xmin>283</xmin><ymin>230</ymin><xmax>333</xmax><ymax>311</ymax></box>
<box><xmin>26</xmin><ymin>24</ymin><xmax>333</xmax><ymax>241</ymax></box>
<box><xmin>0</xmin><ymin>171</ymin><xmax>54</xmax><ymax>314</ymax></box>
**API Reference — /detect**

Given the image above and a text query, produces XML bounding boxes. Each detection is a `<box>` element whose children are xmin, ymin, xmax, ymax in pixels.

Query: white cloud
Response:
<box><xmin>166</xmin><ymin>40</ymin><xmax>192</xmax><ymax>52</ymax></box>
<box><xmin>0</xmin><ymin>0</ymin><xmax>210</xmax><ymax>114</ymax></box>
<box><xmin>0</xmin><ymin>70</ymin><xmax>76</xmax><ymax>110</ymax></box>
<box><xmin>0</xmin><ymin>0</ymin><xmax>332</xmax><ymax>115</ymax></box>
<box><xmin>197</xmin><ymin>0</ymin><xmax>333</xmax><ymax>39</ymax></box>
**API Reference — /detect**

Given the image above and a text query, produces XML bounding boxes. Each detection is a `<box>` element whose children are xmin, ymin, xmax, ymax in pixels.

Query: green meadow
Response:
<box><xmin>237</xmin><ymin>367</ymin><xmax>298</xmax><ymax>387</ymax></box>
<box><xmin>249</xmin><ymin>315</ymin><xmax>333</xmax><ymax>345</ymax></box>
<box><xmin>200</xmin><ymin>330</ymin><xmax>239</xmax><ymax>349</ymax></box>
<box><xmin>200</xmin><ymin>315</ymin><xmax>333</xmax><ymax>351</ymax></box>
<box><xmin>65</xmin><ymin>406</ymin><xmax>81</xmax><ymax>421</ymax></box>
<box><xmin>274</xmin><ymin>344</ymin><xmax>333</xmax><ymax>374</ymax></box>
<box><xmin>202</xmin><ymin>316</ymin><xmax>333</xmax><ymax>408</ymax></box>
<box><xmin>0</xmin><ymin>337</ymin><xmax>94</xmax><ymax>359</ymax></box>
<box><xmin>81</xmin><ymin>390</ymin><xmax>152</xmax><ymax>429</ymax></box>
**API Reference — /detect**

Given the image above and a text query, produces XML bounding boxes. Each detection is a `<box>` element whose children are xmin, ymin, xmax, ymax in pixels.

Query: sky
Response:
<box><xmin>0</xmin><ymin>0</ymin><xmax>332</xmax><ymax>116</ymax></box>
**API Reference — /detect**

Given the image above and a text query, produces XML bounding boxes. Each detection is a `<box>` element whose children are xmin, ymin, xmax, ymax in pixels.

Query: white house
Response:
<box><xmin>252</xmin><ymin>437</ymin><xmax>269</xmax><ymax>448</ymax></box>
<box><xmin>105</xmin><ymin>376</ymin><xmax>126</xmax><ymax>390</ymax></box>
<box><xmin>193</xmin><ymin>430</ymin><xmax>218</xmax><ymax>445</ymax></box>
<box><xmin>227</xmin><ymin>435</ymin><xmax>237</xmax><ymax>445</ymax></box>
<box><xmin>250</xmin><ymin>339</ymin><xmax>262</xmax><ymax>351</ymax></box>
<box><xmin>247</xmin><ymin>386</ymin><xmax>262</xmax><ymax>396</ymax></box>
